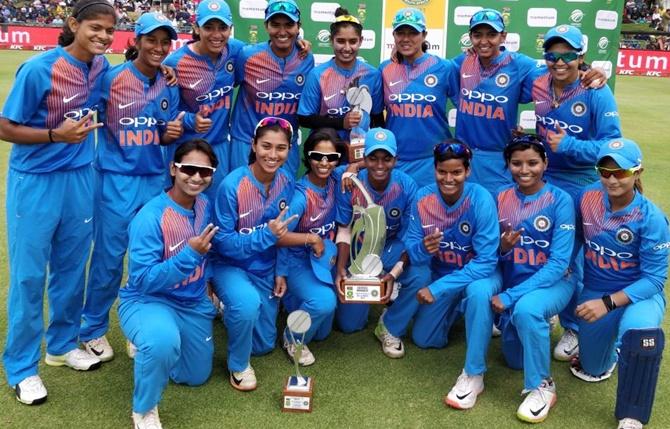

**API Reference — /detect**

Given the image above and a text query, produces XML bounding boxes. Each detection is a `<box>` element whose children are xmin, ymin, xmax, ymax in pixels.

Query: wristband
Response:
<box><xmin>389</xmin><ymin>261</ymin><xmax>404</xmax><ymax>280</ymax></box>
<box><xmin>601</xmin><ymin>294</ymin><xmax>617</xmax><ymax>312</ymax></box>
<box><xmin>48</xmin><ymin>129</ymin><xmax>54</xmax><ymax>143</ymax></box>
<box><xmin>335</xmin><ymin>226</ymin><xmax>351</xmax><ymax>244</ymax></box>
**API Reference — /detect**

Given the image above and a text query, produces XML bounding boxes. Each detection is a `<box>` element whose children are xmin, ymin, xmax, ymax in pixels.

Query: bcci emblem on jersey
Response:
<box><xmin>459</xmin><ymin>221</ymin><xmax>471</xmax><ymax>236</ymax></box>
<box><xmin>616</xmin><ymin>227</ymin><xmax>635</xmax><ymax>245</ymax></box>
<box><xmin>495</xmin><ymin>73</ymin><xmax>510</xmax><ymax>88</ymax></box>
<box><xmin>571</xmin><ymin>102</ymin><xmax>587</xmax><ymax>117</ymax></box>
<box><xmin>534</xmin><ymin>215</ymin><xmax>551</xmax><ymax>232</ymax></box>
<box><xmin>424</xmin><ymin>74</ymin><xmax>438</xmax><ymax>88</ymax></box>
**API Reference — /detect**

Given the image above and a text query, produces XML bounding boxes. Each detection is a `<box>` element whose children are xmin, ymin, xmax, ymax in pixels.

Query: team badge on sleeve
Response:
<box><xmin>571</xmin><ymin>102</ymin><xmax>587</xmax><ymax>117</ymax></box>
<box><xmin>534</xmin><ymin>215</ymin><xmax>551</xmax><ymax>232</ymax></box>
<box><xmin>459</xmin><ymin>221</ymin><xmax>472</xmax><ymax>236</ymax></box>
<box><xmin>616</xmin><ymin>227</ymin><xmax>634</xmax><ymax>245</ymax></box>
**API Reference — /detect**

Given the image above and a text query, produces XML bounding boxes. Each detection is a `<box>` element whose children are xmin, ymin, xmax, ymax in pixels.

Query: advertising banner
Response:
<box><xmin>617</xmin><ymin>49</ymin><xmax>670</xmax><ymax>77</ymax></box>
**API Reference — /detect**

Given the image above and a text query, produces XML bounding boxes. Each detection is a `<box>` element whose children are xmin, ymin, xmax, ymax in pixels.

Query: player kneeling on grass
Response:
<box><xmin>375</xmin><ymin>141</ymin><xmax>499</xmax><ymax>362</ymax></box>
<box><xmin>449</xmin><ymin>134</ymin><xmax>576</xmax><ymax>423</ymax></box>
<box><xmin>118</xmin><ymin>140</ymin><xmax>219</xmax><ymax>429</ymax></box>
<box><xmin>333</xmin><ymin>128</ymin><xmax>427</xmax><ymax>339</ymax></box>
<box><xmin>570</xmin><ymin>138</ymin><xmax>668</xmax><ymax>429</ymax></box>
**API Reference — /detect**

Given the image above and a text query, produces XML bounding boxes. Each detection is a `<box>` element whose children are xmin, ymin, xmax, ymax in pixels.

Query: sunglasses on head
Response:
<box><xmin>254</xmin><ymin>116</ymin><xmax>294</xmax><ymax>140</ymax></box>
<box><xmin>470</xmin><ymin>10</ymin><xmax>503</xmax><ymax>26</ymax></box>
<box><xmin>174</xmin><ymin>162</ymin><xmax>216</xmax><ymax>178</ymax></box>
<box><xmin>434</xmin><ymin>142</ymin><xmax>472</xmax><ymax>159</ymax></box>
<box><xmin>596</xmin><ymin>165</ymin><xmax>641</xmax><ymax>179</ymax></box>
<box><xmin>508</xmin><ymin>134</ymin><xmax>546</xmax><ymax>150</ymax></box>
<box><xmin>265</xmin><ymin>1</ymin><xmax>300</xmax><ymax>19</ymax></box>
<box><xmin>543</xmin><ymin>51</ymin><xmax>580</xmax><ymax>64</ymax></box>
<box><xmin>307</xmin><ymin>151</ymin><xmax>341</xmax><ymax>163</ymax></box>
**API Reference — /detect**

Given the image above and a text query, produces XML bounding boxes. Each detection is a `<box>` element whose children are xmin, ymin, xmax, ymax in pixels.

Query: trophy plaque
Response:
<box><xmin>339</xmin><ymin>175</ymin><xmax>389</xmax><ymax>304</ymax></box>
<box><xmin>282</xmin><ymin>310</ymin><xmax>314</xmax><ymax>413</ymax></box>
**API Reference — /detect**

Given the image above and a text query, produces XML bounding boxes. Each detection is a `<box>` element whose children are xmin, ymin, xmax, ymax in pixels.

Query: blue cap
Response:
<box><xmin>196</xmin><ymin>0</ymin><xmax>233</xmax><ymax>27</ymax></box>
<box><xmin>543</xmin><ymin>24</ymin><xmax>584</xmax><ymax>52</ymax></box>
<box><xmin>265</xmin><ymin>0</ymin><xmax>300</xmax><ymax>23</ymax></box>
<box><xmin>364</xmin><ymin>128</ymin><xmax>397</xmax><ymax>157</ymax></box>
<box><xmin>469</xmin><ymin>8</ymin><xmax>505</xmax><ymax>32</ymax></box>
<box><xmin>597</xmin><ymin>138</ymin><xmax>643</xmax><ymax>169</ymax></box>
<box><xmin>310</xmin><ymin>239</ymin><xmax>337</xmax><ymax>284</ymax></box>
<box><xmin>135</xmin><ymin>12</ymin><xmax>178</xmax><ymax>40</ymax></box>
<box><xmin>392</xmin><ymin>8</ymin><xmax>426</xmax><ymax>32</ymax></box>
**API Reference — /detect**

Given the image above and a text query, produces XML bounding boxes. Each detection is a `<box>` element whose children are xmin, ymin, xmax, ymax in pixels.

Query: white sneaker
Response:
<box><xmin>126</xmin><ymin>340</ymin><xmax>137</xmax><ymax>359</ymax></box>
<box><xmin>229</xmin><ymin>365</ymin><xmax>257</xmax><ymax>391</ymax></box>
<box><xmin>283</xmin><ymin>336</ymin><xmax>316</xmax><ymax>366</ymax></box>
<box><xmin>492</xmin><ymin>323</ymin><xmax>502</xmax><ymax>337</ymax></box>
<box><xmin>549</xmin><ymin>315</ymin><xmax>559</xmax><ymax>331</ymax></box>
<box><xmin>83</xmin><ymin>335</ymin><xmax>114</xmax><ymax>362</ymax></box>
<box><xmin>570</xmin><ymin>357</ymin><xmax>616</xmax><ymax>382</ymax></box>
<box><xmin>374</xmin><ymin>316</ymin><xmax>405</xmax><ymax>358</ymax></box>
<box><xmin>618</xmin><ymin>418</ymin><xmax>644</xmax><ymax>429</ymax></box>
<box><xmin>132</xmin><ymin>406</ymin><xmax>162</xmax><ymax>429</ymax></box>
<box><xmin>45</xmin><ymin>348</ymin><xmax>102</xmax><ymax>371</ymax></box>
<box><xmin>517</xmin><ymin>379</ymin><xmax>557</xmax><ymax>423</ymax></box>
<box><xmin>14</xmin><ymin>375</ymin><xmax>47</xmax><ymax>405</ymax></box>
<box><xmin>444</xmin><ymin>370</ymin><xmax>484</xmax><ymax>410</ymax></box>
<box><xmin>553</xmin><ymin>329</ymin><xmax>579</xmax><ymax>361</ymax></box>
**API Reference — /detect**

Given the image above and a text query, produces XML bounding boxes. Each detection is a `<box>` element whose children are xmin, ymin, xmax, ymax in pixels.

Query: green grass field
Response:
<box><xmin>0</xmin><ymin>51</ymin><xmax>668</xmax><ymax>428</ymax></box>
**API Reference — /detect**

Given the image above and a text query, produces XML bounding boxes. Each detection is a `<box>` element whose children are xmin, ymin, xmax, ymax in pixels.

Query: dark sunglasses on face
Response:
<box><xmin>596</xmin><ymin>166</ymin><xmax>640</xmax><ymax>179</ymax></box>
<box><xmin>174</xmin><ymin>162</ymin><xmax>216</xmax><ymax>178</ymax></box>
<box><xmin>307</xmin><ymin>151</ymin><xmax>341</xmax><ymax>163</ymax></box>
<box><xmin>543</xmin><ymin>51</ymin><xmax>580</xmax><ymax>64</ymax></box>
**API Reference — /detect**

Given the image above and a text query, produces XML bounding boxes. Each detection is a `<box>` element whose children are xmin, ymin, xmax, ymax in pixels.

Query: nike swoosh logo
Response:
<box><xmin>309</xmin><ymin>213</ymin><xmax>322</xmax><ymax>222</ymax></box>
<box><xmin>239</xmin><ymin>210</ymin><xmax>253</xmax><ymax>219</ymax></box>
<box><xmin>169</xmin><ymin>239</ymin><xmax>185</xmax><ymax>252</ymax></box>
<box><xmin>118</xmin><ymin>102</ymin><xmax>135</xmax><ymax>109</ymax></box>
<box><xmin>563</xmin><ymin>345</ymin><xmax>578</xmax><ymax>355</ymax></box>
<box><xmin>583</xmin><ymin>222</ymin><xmax>593</xmax><ymax>226</ymax></box>
<box><xmin>530</xmin><ymin>404</ymin><xmax>547</xmax><ymax>417</ymax></box>
<box><xmin>456</xmin><ymin>391</ymin><xmax>471</xmax><ymax>400</ymax></box>
<box><xmin>89</xmin><ymin>347</ymin><xmax>104</xmax><ymax>356</ymax></box>
<box><xmin>84</xmin><ymin>217</ymin><xmax>93</xmax><ymax>223</ymax></box>
<box><xmin>462</xmin><ymin>74</ymin><xmax>473</xmax><ymax>78</ymax></box>
<box><xmin>421</xmin><ymin>224</ymin><xmax>435</xmax><ymax>229</ymax></box>
<box><xmin>389</xmin><ymin>80</ymin><xmax>403</xmax><ymax>87</ymax></box>
<box><xmin>205</xmin><ymin>336</ymin><xmax>212</xmax><ymax>342</ymax></box>
<box><xmin>189</xmin><ymin>78</ymin><xmax>203</xmax><ymax>89</ymax></box>
<box><xmin>324</xmin><ymin>93</ymin><xmax>338</xmax><ymax>101</ymax></box>
<box><xmin>536</xmin><ymin>100</ymin><xmax>547</xmax><ymax>104</ymax></box>
<box><xmin>256</xmin><ymin>78</ymin><xmax>271</xmax><ymax>84</ymax></box>
<box><xmin>231</xmin><ymin>374</ymin><xmax>244</xmax><ymax>385</ymax></box>
<box><xmin>63</xmin><ymin>94</ymin><xmax>79</xmax><ymax>103</ymax></box>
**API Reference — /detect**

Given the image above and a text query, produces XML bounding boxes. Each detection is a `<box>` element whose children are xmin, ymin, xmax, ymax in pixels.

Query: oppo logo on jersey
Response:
<box><xmin>63</xmin><ymin>107</ymin><xmax>95</xmax><ymax>120</ymax></box>
<box><xmin>535</xmin><ymin>116</ymin><xmax>584</xmax><ymax>134</ymax></box>
<box><xmin>309</xmin><ymin>221</ymin><xmax>335</xmax><ymax>237</ymax></box>
<box><xmin>512</xmin><ymin>235</ymin><xmax>550</xmax><ymax>266</ymax></box>
<box><xmin>438</xmin><ymin>241</ymin><xmax>473</xmax><ymax>267</ymax></box>
<box><xmin>461</xmin><ymin>88</ymin><xmax>509</xmax><ymax>104</ymax></box>
<box><xmin>459</xmin><ymin>88</ymin><xmax>507</xmax><ymax>121</ymax></box>
<box><xmin>584</xmin><ymin>238</ymin><xmax>637</xmax><ymax>272</ymax></box>
<box><xmin>585</xmin><ymin>239</ymin><xmax>633</xmax><ymax>259</ymax></box>
<box><xmin>239</xmin><ymin>222</ymin><xmax>268</xmax><ymax>235</ymax></box>
<box><xmin>196</xmin><ymin>85</ymin><xmax>233</xmax><ymax>103</ymax></box>
<box><xmin>519</xmin><ymin>235</ymin><xmax>550</xmax><ymax>248</ymax></box>
<box><xmin>439</xmin><ymin>241</ymin><xmax>471</xmax><ymax>252</ymax></box>
<box><xmin>256</xmin><ymin>91</ymin><xmax>301</xmax><ymax>101</ymax></box>
<box><xmin>119</xmin><ymin>117</ymin><xmax>167</xmax><ymax>128</ymax></box>
<box><xmin>388</xmin><ymin>93</ymin><xmax>436</xmax><ymax>103</ymax></box>
<box><xmin>327</xmin><ymin>106</ymin><xmax>350</xmax><ymax>116</ymax></box>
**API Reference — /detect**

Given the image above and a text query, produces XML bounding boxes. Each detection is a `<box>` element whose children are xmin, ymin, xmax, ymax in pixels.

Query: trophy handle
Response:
<box><xmin>347</xmin><ymin>174</ymin><xmax>375</xmax><ymax>207</ymax></box>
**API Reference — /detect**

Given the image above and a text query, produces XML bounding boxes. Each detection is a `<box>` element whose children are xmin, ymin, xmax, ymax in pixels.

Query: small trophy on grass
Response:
<box><xmin>281</xmin><ymin>310</ymin><xmax>314</xmax><ymax>413</ymax></box>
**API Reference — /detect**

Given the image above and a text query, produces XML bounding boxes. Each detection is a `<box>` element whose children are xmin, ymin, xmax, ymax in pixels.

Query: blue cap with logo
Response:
<box><xmin>364</xmin><ymin>128</ymin><xmax>397</xmax><ymax>157</ymax></box>
<box><xmin>265</xmin><ymin>0</ymin><xmax>300</xmax><ymax>23</ymax></box>
<box><xmin>543</xmin><ymin>24</ymin><xmax>584</xmax><ymax>52</ymax></box>
<box><xmin>597</xmin><ymin>138</ymin><xmax>643</xmax><ymax>169</ymax></box>
<box><xmin>392</xmin><ymin>8</ymin><xmax>426</xmax><ymax>32</ymax></box>
<box><xmin>135</xmin><ymin>12</ymin><xmax>178</xmax><ymax>40</ymax></box>
<box><xmin>196</xmin><ymin>0</ymin><xmax>233</xmax><ymax>27</ymax></box>
<box><xmin>310</xmin><ymin>239</ymin><xmax>338</xmax><ymax>285</ymax></box>
<box><xmin>469</xmin><ymin>8</ymin><xmax>505</xmax><ymax>32</ymax></box>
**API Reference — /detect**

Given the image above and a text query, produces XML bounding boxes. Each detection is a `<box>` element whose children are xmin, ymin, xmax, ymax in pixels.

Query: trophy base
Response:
<box><xmin>339</xmin><ymin>278</ymin><xmax>388</xmax><ymax>304</ymax></box>
<box><xmin>282</xmin><ymin>376</ymin><xmax>313</xmax><ymax>413</ymax></box>
<box><xmin>346</xmin><ymin>138</ymin><xmax>365</xmax><ymax>163</ymax></box>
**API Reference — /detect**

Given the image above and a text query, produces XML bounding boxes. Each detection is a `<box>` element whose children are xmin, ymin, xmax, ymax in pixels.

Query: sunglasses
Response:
<box><xmin>470</xmin><ymin>10</ymin><xmax>503</xmax><ymax>26</ymax></box>
<box><xmin>508</xmin><ymin>134</ymin><xmax>546</xmax><ymax>150</ymax></box>
<box><xmin>393</xmin><ymin>11</ymin><xmax>425</xmax><ymax>28</ymax></box>
<box><xmin>543</xmin><ymin>51</ymin><xmax>580</xmax><ymax>64</ymax></box>
<box><xmin>265</xmin><ymin>1</ymin><xmax>300</xmax><ymax>20</ymax></box>
<box><xmin>174</xmin><ymin>162</ymin><xmax>216</xmax><ymax>178</ymax></box>
<box><xmin>308</xmin><ymin>151</ymin><xmax>341</xmax><ymax>163</ymax></box>
<box><xmin>254</xmin><ymin>116</ymin><xmax>294</xmax><ymax>140</ymax></box>
<box><xmin>596</xmin><ymin>166</ymin><xmax>640</xmax><ymax>179</ymax></box>
<box><xmin>434</xmin><ymin>142</ymin><xmax>472</xmax><ymax>159</ymax></box>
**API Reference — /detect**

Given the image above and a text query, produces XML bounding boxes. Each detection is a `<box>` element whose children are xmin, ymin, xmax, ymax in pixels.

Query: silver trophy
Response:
<box><xmin>281</xmin><ymin>310</ymin><xmax>314</xmax><ymax>413</ymax></box>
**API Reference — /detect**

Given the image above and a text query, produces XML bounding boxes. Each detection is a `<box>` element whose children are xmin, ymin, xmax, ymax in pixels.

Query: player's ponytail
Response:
<box><xmin>125</xmin><ymin>38</ymin><xmax>139</xmax><ymax>62</ymax></box>
<box><xmin>634</xmin><ymin>177</ymin><xmax>644</xmax><ymax>194</ymax></box>
<box><xmin>59</xmin><ymin>0</ymin><xmax>116</xmax><ymax>47</ymax></box>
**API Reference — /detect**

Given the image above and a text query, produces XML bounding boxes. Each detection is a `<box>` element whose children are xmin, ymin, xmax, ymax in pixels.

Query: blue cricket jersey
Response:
<box><xmin>213</xmin><ymin>165</ymin><xmax>295</xmax><ymax>276</ymax></box>
<box><xmin>335</xmin><ymin>169</ymin><xmax>417</xmax><ymax>242</ymax></box>
<box><xmin>404</xmin><ymin>181</ymin><xmax>499</xmax><ymax>298</ymax></box>
<box><xmin>496</xmin><ymin>182</ymin><xmax>576</xmax><ymax>307</ymax></box>
<box><xmin>2</xmin><ymin>46</ymin><xmax>108</xmax><ymax>173</ymax></box>
<box><xmin>579</xmin><ymin>182</ymin><xmax>669</xmax><ymax>302</ymax></box>
<box><xmin>95</xmin><ymin>61</ymin><xmax>180</xmax><ymax>175</ymax></box>
<box><xmin>121</xmin><ymin>191</ymin><xmax>211</xmax><ymax>303</ymax></box>
<box><xmin>379</xmin><ymin>53</ymin><xmax>457</xmax><ymax>161</ymax></box>
<box><xmin>163</xmin><ymin>39</ymin><xmax>244</xmax><ymax>146</ymax></box>
<box><xmin>298</xmin><ymin>58</ymin><xmax>383</xmax><ymax>141</ymax></box>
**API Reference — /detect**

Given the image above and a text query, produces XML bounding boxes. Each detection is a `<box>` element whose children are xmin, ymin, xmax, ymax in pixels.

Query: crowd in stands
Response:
<box><xmin>620</xmin><ymin>33</ymin><xmax>670</xmax><ymax>50</ymax></box>
<box><xmin>0</xmin><ymin>0</ymin><xmax>196</xmax><ymax>30</ymax></box>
